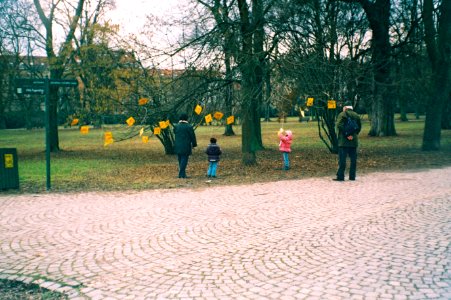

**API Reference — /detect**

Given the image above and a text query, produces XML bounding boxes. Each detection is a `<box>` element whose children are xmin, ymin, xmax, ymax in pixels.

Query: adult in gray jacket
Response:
<box><xmin>174</xmin><ymin>113</ymin><xmax>197</xmax><ymax>178</ymax></box>
<box><xmin>334</xmin><ymin>102</ymin><xmax>362</xmax><ymax>181</ymax></box>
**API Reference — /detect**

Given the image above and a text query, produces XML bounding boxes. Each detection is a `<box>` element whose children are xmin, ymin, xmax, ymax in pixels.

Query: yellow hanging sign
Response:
<box><xmin>142</xmin><ymin>136</ymin><xmax>149</xmax><ymax>143</ymax></box>
<box><xmin>194</xmin><ymin>105</ymin><xmax>202</xmax><ymax>115</ymax></box>
<box><xmin>226</xmin><ymin>115</ymin><xmax>235</xmax><ymax>125</ymax></box>
<box><xmin>214</xmin><ymin>112</ymin><xmax>224</xmax><ymax>120</ymax></box>
<box><xmin>154</xmin><ymin>127</ymin><xmax>161</xmax><ymax>135</ymax></box>
<box><xmin>205</xmin><ymin>114</ymin><xmax>212</xmax><ymax>123</ymax></box>
<box><xmin>159</xmin><ymin>120</ymin><xmax>169</xmax><ymax>129</ymax></box>
<box><xmin>327</xmin><ymin>100</ymin><xmax>336</xmax><ymax>109</ymax></box>
<box><xmin>80</xmin><ymin>126</ymin><xmax>89</xmax><ymax>134</ymax></box>
<box><xmin>104</xmin><ymin>132</ymin><xmax>114</xmax><ymax>146</ymax></box>
<box><xmin>138</xmin><ymin>98</ymin><xmax>149</xmax><ymax>106</ymax></box>
<box><xmin>4</xmin><ymin>154</ymin><xmax>13</xmax><ymax>168</ymax></box>
<box><xmin>71</xmin><ymin>118</ymin><xmax>79</xmax><ymax>126</ymax></box>
<box><xmin>306</xmin><ymin>97</ymin><xmax>314</xmax><ymax>107</ymax></box>
<box><xmin>104</xmin><ymin>140</ymin><xmax>113</xmax><ymax>147</ymax></box>
<box><xmin>104</xmin><ymin>131</ymin><xmax>113</xmax><ymax>140</ymax></box>
<box><xmin>126</xmin><ymin>117</ymin><xmax>136</xmax><ymax>126</ymax></box>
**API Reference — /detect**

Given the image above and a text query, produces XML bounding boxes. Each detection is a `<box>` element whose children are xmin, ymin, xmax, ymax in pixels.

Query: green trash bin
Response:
<box><xmin>0</xmin><ymin>148</ymin><xmax>19</xmax><ymax>190</ymax></box>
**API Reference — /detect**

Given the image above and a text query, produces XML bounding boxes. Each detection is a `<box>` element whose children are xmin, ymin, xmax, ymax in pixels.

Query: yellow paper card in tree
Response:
<box><xmin>71</xmin><ymin>118</ymin><xmax>79</xmax><ymax>126</ymax></box>
<box><xmin>80</xmin><ymin>126</ymin><xmax>89</xmax><ymax>134</ymax></box>
<box><xmin>327</xmin><ymin>100</ymin><xmax>336</xmax><ymax>109</ymax></box>
<box><xmin>104</xmin><ymin>132</ymin><xmax>114</xmax><ymax>146</ymax></box>
<box><xmin>226</xmin><ymin>115</ymin><xmax>235</xmax><ymax>125</ymax></box>
<box><xmin>194</xmin><ymin>105</ymin><xmax>202</xmax><ymax>115</ymax></box>
<box><xmin>159</xmin><ymin>121</ymin><xmax>168</xmax><ymax>129</ymax></box>
<box><xmin>126</xmin><ymin>117</ymin><xmax>136</xmax><ymax>126</ymax></box>
<box><xmin>138</xmin><ymin>98</ymin><xmax>149</xmax><ymax>105</ymax></box>
<box><xmin>104</xmin><ymin>131</ymin><xmax>113</xmax><ymax>140</ymax></box>
<box><xmin>104</xmin><ymin>139</ymin><xmax>113</xmax><ymax>147</ymax></box>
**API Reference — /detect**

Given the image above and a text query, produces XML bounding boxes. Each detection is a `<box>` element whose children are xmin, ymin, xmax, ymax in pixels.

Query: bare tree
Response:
<box><xmin>422</xmin><ymin>0</ymin><xmax>451</xmax><ymax>150</ymax></box>
<box><xmin>273</xmin><ymin>0</ymin><xmax>370</xmax><ymax>153</ymax></box>
<box><xmin>160</xmin><ymin>0</ymin><xmax>273</xmax><ymax>164</ymax></box>
<box><xmin>33</xmin><ymin>0</ymin><xmax>85</xmax><ymax>151</ymax></box>
<box><xmin>0</xmin><ymin>0</ymin><xmax>43</xmax><ymax>129</ymax></box>
<box><xmin>195</xmin><ymin>0</ymin><xmax>238</xmax><ymax>136</ymax></box>
<box><xmin>340</xmin><ymin>0</ymin><xmax>396</xmax><ymax>137</ymax></box>
<box><xmin>390</xmin><ymin>0</ymin><xmax>423</xmax><ymax>122</ymax></box>
<box><xmin>235</xmin><ymin>0</ymin><xmax>269</xmax><ymax>164</ymax></box>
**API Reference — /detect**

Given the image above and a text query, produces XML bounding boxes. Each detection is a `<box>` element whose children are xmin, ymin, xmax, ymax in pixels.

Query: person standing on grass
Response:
<box><xmin>278</xmin><ymin>128</ymin><xmax>293</xmax><ymax>170</ymax></box>
<box><xmin>174</xmin><ymin>113</ymin><xmax>197</xmax><ymax>178</ymax></box>
<box><xmin>334</xmin><ymin>101</ymin><xmax>361</xmax><ymax>181</ymax></box>
<box><xmin>206</xmin><ymin>137</ymin><xmax>222</xmax><ymax>178</ymax></box>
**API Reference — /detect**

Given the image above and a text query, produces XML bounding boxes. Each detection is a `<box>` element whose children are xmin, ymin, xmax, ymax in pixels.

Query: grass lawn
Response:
<box><xmin>0</xmin><ymin>115</ymin><xmax>450</xmax><ymax>194</ymax></box>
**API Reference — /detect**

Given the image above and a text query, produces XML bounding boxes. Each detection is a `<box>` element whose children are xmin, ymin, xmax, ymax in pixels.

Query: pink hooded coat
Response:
<box><xmin>278</xmin><ymin>130</ymin><xmax>293</xmax><ymax>152</ymax></box>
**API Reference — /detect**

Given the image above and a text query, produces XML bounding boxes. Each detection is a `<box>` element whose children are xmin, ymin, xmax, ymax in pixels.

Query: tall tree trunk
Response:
<box><xmin>223</xmin><ymin>50</ymin><xmax>235</xmax><ymax>136</ymax></box>
<box><xmin>263</xmin><ymin>60</ymin><xmax>272</xmax><ymax>122</ymax></box>
<box><xmin>237</xmin><ymin>0</ymin><xmax>264</xmax><ymax>165</ymax></box>
<box><xmin>422</xmin><ymin>0</ymin><xmax>451</xmax><ymax>150</ymax></box>
<box><xmin>34</xmin><ymin>0</ymin><xmax>85</xmax><ymax>152</ymax></box>
<box><xmin>397</xmin><ymin>62</ymin><xmax>408</xmax><ymax>121</ymax></box>
<box><xmin>442</xmin><ymin>93</ymin><xmax>451</xmax><ymax>129</ymax></box>
<box><xmin>399</xmin><ymin>98</ymin><xmax>408</xmax><ymax>122</ymax></box>
<box><xmin>252</xmin><ymin>0</ymin><xmax>264</xmax><ymax>150</ymax></box>
<box><xmin>361</xmin><ymin>0</ymin><xmax>396</xmax><ymax>136</ymax></box>
<box><xmin>206</xmin><ymin>0</ymin><xmax>236</xmax><ymax>136</ymax></box>
<box><xmin>240</xmin><ymin>57</ymin><xmax>264</xmax><ymax>165</ymax></box>
<box><xmin>338</xmin><ymin>0</ymin><xmax>395</xmax><ymax>137</ymax></box>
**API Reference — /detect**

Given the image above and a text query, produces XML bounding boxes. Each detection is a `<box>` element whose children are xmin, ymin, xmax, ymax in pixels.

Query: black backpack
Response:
<box><xmin>343</xmin><ymin>112</ymin><xmax>359</xmax><ymax>137</ymax></box>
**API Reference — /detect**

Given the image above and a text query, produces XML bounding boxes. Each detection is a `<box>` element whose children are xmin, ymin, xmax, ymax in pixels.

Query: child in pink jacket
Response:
<box><xmin>278</xmin><ymin>128</ymin><xmax>293</xmax><ymax>170</ymax></box>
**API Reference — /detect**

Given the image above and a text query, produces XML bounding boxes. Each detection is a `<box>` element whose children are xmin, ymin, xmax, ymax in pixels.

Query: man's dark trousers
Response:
<box><xmin>178</xmin><ymin>154</ymin><xmax>189</xmax><ymax>178</ymax></box>
<box><xmin>337</xmin><ymin>147</ymin><xmax>357</xmax><ymax>180</ymax></box>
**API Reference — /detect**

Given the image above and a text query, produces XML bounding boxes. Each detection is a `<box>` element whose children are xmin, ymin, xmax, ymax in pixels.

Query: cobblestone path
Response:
<box><xmin>0</xmin><ymin>167</ymin><xmax>450</xmax><ymax>299</ymax></box>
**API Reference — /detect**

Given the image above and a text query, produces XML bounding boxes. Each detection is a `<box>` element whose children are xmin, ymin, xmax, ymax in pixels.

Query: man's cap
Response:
<box><xmin>343</xmin><ymin>101</ymin><xmax>353</xmax><ymax>110</ymax></box>
<box><xmin>179</xmin><ymin>113</ymin><xmax>188</xmax><ymax>121</ymax></box>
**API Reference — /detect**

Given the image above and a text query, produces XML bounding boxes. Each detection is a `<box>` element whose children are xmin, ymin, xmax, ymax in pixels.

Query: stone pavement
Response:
<box><xmin>0</xmin><ymin>167</ymin><xmax>450</xmax><ymax>300</ymax></box>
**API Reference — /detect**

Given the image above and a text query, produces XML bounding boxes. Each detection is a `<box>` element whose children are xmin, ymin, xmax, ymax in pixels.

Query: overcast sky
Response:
<box><xmin>106</xmin><ymin>0</ymin><xmax>181</xmax><ymax>34</ymax></box>
<box><xmin>103</xmin><ymin>0</ymin><xmax>193</xmax><ymax>68</ymax></box>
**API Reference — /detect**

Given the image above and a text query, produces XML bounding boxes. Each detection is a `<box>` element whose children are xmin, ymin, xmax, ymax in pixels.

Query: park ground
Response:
<box><xmin>1</xmin><ymin>115</ymin><xmax>451</xmax><ymax>193</ymax></box>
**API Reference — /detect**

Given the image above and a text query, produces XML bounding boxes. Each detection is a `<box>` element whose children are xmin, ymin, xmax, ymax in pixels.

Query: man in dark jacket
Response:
<box><xmin>174</xmin><ymin>113</ymin><xmax>197</xmax><ymax>178</ymax></box>
<box><xmin>334</xmin><ymin>101</ymin><xmax>362</xmax><ymax>181</ymax></box>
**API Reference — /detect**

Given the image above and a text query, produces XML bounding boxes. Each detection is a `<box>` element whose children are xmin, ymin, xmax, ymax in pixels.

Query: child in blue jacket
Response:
<box><xmin>206</xmin><ymin>137</ymin><xmax>222</xmax><ymax>178</ymax></box>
